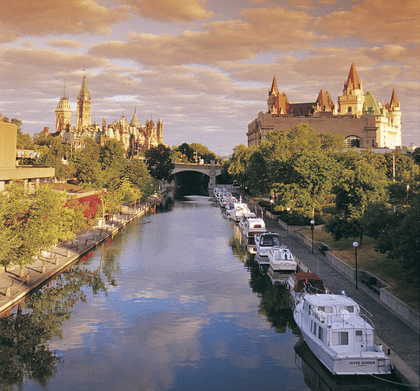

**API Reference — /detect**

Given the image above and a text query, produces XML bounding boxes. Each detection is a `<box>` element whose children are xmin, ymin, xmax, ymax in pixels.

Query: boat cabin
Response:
<box><xmin>292</xmin><ymin>273</ymin><xmax>325</xmax><ymax>294</ymax></box>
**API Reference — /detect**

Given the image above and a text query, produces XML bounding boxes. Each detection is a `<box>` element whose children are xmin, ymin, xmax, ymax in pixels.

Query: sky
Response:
<box><xmin>0</xmin><ymin>0</ymin><xmax>419</xmax><ymax>156</ymax></box>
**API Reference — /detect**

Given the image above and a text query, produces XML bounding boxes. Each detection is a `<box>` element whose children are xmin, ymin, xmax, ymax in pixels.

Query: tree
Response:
<box><xmin>145</xmin><ymin>144</ymin><xmax>174</xmax><ymax>182</ymax></box>
<box><xmin>100</xmin><ymin>139</ymin><xmax>127</xmax><ymax>178</ymax></box>
<box><xmin>276</xmin><ymin>149</ymin><xmax>339</xmax><ymax>219</ymax></box>
<box><xmin>190</xmin><ymin>142</ymin><xmax>217</xmax><ymax>163</ymax></box>
<box><xmin>124</xmin><ymin>158</ymin><xmax>159</xmax><ymax>201</ymax></box>
<box><xmin>70</xmin><ymin>138</ymin><xmax>101</xmax><ymax>185</ymax></box>
<box><xmin>228</xmin><ymin>144</ymin><xmax>255</xmax><ymax>188</ymax></box>
<box><xmin>325</xmin><ymin>150</ymin><xmax>389</xmax><ymax>243</ymax></box>
<box><xmin>35</xmin><ymin>136</ymin><xmax>74</xmax><ymax>180</ymax></box>
<box><xmin>178</xmin><ymin>142</ymin><xmax>193</xmax><ymax>162</ymax></box>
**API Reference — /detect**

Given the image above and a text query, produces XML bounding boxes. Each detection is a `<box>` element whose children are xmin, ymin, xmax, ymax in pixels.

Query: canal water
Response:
<box><xmin>0</xmin><ymin>196</ymin><xmax>408</xmax><ymax>390</ymax></box>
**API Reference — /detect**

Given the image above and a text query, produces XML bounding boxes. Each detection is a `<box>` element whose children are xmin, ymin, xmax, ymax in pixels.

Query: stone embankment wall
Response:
<box><xmin>272</xmin><ymin>214</ymin><xmax>419</xmax><ymax>334</ymax></box>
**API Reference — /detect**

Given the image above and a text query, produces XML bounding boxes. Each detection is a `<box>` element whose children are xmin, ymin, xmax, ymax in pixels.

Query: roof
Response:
<box><xmin>363</xmin><ymin>91</ymin><xmax>382</xmax><ymax>115</ymax></box>
<box><xmin>269</xmin><ymin>76</ymin><xmax>279</xmax><ymax>96</ymax></box>
<box><xmin>346</xmin><ymin>63</ymin><xmax>362</xmax><ymax>90</ymax></box>
<box><xmin>389</xmin><ymin>88</ymin><xmax>400</xmax><ymax>109</ymax></box>
<box><xmin>79</xmin><ymin>76</ymin><xmax>89</xmax><ymax>95</ymax></box>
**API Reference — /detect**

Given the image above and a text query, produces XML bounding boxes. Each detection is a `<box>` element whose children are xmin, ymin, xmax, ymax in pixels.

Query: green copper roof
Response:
<box><xmin>363</xmin><ymin>91</ymin><xmax>382</xmax><ymax>115</ymax></box>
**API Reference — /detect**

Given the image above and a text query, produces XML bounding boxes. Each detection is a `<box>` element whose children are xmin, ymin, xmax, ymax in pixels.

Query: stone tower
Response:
<box><xmin>76</xmin><ymin>76</ymin><xmax>91</xmax><ymax>131</ymax></box>
<box><xmin>389</xmin><ymin>89</ymin><xmax>401</xmax><ymax>128</ymax></box>
<box><xmin>338</xmin><ymin>63</ymin><xmax>365</xmax><ymax>116</ymax></box>
<box><xmin>55</xmin><ymin>89</ymin><xmax>72</xmax><ymax>133</ymax></box>
<box><xmin>156</xmin><ymin>118</ymin><xmax>163</xmax><ymax>143</ymax></box>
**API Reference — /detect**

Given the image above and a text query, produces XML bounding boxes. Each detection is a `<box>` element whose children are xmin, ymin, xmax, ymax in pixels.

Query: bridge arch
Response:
<box><xmin>173</xmin><ymin>162</ymin><xmax>222</xmax><ymax>196</ymax></box>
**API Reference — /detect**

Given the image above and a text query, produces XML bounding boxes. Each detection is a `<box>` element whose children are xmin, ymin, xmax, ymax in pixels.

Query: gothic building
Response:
<box><xmin>247</xmin><ymin>63</ymin><xmax>401</xmax><ymax>149</ymax></box>
<box><xmin>52</xmin><ymin>76</ymin><xmax>164</xmax><ymax>155</ymax></box>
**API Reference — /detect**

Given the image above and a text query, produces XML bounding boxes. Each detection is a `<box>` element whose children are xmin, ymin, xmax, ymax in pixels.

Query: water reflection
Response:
<box><xmin>294</xmin><ymin>338</ymin><xmax>408</xmax><ymax>391</ymax></box>
<box><xmin>0</xmin><ymin>196</ymin><xmax>411</xmax><ymax>390</ymax></box>
<box><xmin>0</xmin><ymin>267</ymin><xmax>107</xmax><ymax>389</ymax></box>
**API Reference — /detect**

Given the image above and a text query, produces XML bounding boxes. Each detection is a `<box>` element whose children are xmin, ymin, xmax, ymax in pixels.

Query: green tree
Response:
<box><xmin>145</xmin><ymin>144</ymin><xmax>174</xmax><ymax>181</ymax></box>
<box><xmin>124</xmin><ymin>158</ymin><xmax>159</xmax><ymax>201</ymax></box>
<box><xmin>35</xmin><ymin>136</ymin><xmax>74</xmax><ymax>180</ymax></box>
<box><xmin>325</xmin><ymin>150</ymin><xmax>389</xmax><ymax>243</ymax></box>
<box><xmin>228</xmin><ymin>144</ymin><xmax>255</xmax><ymax>188</ymax></box>
<box><xmin>70</xmin><ymin>138</ymin><xmax>101</xmax><ymax>185</ymax></box>
<box><xmin>100</xmin><ymin>139</ymin><xmax>127</xmax><ymax>178</ymax></box>
<box><xmin>190</xmin><ymin>142</ymin><xmax>217</xmax><ymax>163</ymax></box>
<box><xmin>178</xmin><ymin>142</ymin><xmax>193</xmax><ymax>162</ymax></box>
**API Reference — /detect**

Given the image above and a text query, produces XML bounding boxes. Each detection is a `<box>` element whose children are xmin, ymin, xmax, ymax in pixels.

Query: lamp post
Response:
<box><xmin>353</xmin><ymin>241</ymin><xmax>359</xmax><ymax>289</ymax></box>
<box><xmin>310</xmin><ymin>220</ymin><xmax>315</xmax><ymax>254</ymax></box>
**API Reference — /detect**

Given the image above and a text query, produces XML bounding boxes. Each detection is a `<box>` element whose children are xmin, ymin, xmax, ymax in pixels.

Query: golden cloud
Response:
<box><xmin>120</xmin><ymin>0</ymin><xmax>214</xmax><ymax>22</ymax></box>
<box><xmin>315</xmin><ymin>0</ymin><xmax>420</xmax><ymax>45</ymax></box>
<box><xmin>0</xmin><ymin>0</ymin><xmax>131</xmax><ymax>37</ymax></box>
<box><xmin>90</xmin><ymin>6</ymin><xmax>328</xmax><ymax>66</ymax></box>
<box><xmin>47</xmin><ymin>40</ymin><xmax>85</xmax><ymax>49</ymax></box>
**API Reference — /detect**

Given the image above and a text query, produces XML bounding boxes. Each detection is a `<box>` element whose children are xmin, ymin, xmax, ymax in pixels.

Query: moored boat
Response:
<box><xmin>267</xmin><ymin>245</ymin><xmax>297</xmax><ymax>272</ymax></box>
<box><xmin>255</xmin><ymin>232</ymin><xmax>281</xmax><ymax>265</ymax></box>
<box><xmin>228</xmin><ymin>203</ymin><xmax>250</xmax><ymax>222</ymax></box>
<box><xmin>293</xmin><ymin>292</ymin><xmax>393</xmax><ymax>375</ymax></box>
<box><xmin>287</xmin><ymin>272</ymin><xmax>326</xmax><ymax>309</ymax></box>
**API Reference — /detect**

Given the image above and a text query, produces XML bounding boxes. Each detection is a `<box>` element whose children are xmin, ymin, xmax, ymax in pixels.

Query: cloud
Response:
<box><xmin>315</xmin><ymin>0</ymin><xmax>420</xmax><ymax>45</ymax></box>
<box><xmin>0</xmin><ymin>0</ymin><xmax>132</xmax><ymax>37</ymax></box>
<box><xmin>90</xmin><ymin>6</ymin><xmax>328</xmax><ymax>66</ymax></box>
<box><xmin>120</xmin><ymin>0</ymin><xmax>214</xmax><ymax>22</ymax></box>
<box><xmin>47</xmin><ymin>40</ymin><xmax>85</xmax><ymax>49</ymax></box>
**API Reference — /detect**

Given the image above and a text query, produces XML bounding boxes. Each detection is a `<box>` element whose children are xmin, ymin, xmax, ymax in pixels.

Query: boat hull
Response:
<box><xmin>299</xmin><ymin>328</ymin><xmax>392</xmax><ymax>375</ymax></box>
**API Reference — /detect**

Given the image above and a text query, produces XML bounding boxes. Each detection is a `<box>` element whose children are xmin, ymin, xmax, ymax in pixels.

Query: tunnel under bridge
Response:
<box><xmin>173</xmin><ymin>162</ymin><xmax>222</xmax><ymax>197</ymax></box>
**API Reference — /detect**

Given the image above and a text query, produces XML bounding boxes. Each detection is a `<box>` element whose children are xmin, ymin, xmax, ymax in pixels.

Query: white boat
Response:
<box><xmin>293</xmin><ymin>292</ymin><xmax>393</xmax><ymax>375</ymax></box>
<box><xmin>238</xmin><ymin>212</ymin><xmax>257</xmax><ymax>231</ymax></box>
<box><xmin>241</xmin><ymin>217</ymin><xmax>266</xmax><ymax>254</ymax></box>
<box><xmin>267</xmin><ymin>268</ymin><xmax>290</xmax><ymax>285</ymax></box>
<box><xmin>287</xmin><ymin>272</ymin><xmax>326</xmax><ymax>309</ymax></box>
<box><xmin>267</xmin><ymin>245</ymin><xmax>297</xmax><ymax>272</ymax></box>
<box><xmin>255</xmin><ymin>232</ymin><xmax>281</xmax><ymax>265</ymax></box>
<box><xmin>228</xmin><ymin>203</ymin><xmax>250</xmax><ymax>222</ymax></box>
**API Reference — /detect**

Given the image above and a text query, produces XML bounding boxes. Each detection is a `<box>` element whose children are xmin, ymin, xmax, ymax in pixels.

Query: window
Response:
<box><xmin>318</xmin><ymin>327</ymin><xmax>324</xmax><ymax>342</ymax></box>
<box><xmin>311</xmin><ymin>321</ymin><xmax>317</xmax><ymax>335</ymax></box>
<box><xmin>331</xmin><ymin>332</ymin><xmax>349</xmax><ymax>345</ymax></box>
<box><xmin>356</xmin><ymin>330</ymin><xmax>363</xmax><ymax>342</ymax></box>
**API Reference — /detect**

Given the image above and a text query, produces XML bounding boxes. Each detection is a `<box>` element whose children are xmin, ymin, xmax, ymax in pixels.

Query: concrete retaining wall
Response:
<box><xmin>275</xmin><ymin>216</ymin><xmax>419</xmax><ymax>333</ymax></box>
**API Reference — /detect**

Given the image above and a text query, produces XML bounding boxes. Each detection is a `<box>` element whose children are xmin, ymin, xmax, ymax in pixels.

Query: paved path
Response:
<box><xmin>257</xmin><ymin>207</ymin><xmax>419</xmax><ymax>389</ymax></box>
<box><xmin>0</xmin><ymin>204</ymin><xmax>156</xmax><ymax>315</ymax></box>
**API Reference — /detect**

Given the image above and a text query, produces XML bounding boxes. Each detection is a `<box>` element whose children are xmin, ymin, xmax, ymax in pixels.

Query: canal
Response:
<box><xmin>0</xmin><ymin>196</ymin><xmax>408</xmax><ymax>390</ymax></box>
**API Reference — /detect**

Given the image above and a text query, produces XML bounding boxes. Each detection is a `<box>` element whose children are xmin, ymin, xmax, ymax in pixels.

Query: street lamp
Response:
<box><xmin>353</xmin><ymin>241</ymin><xmax>359</xmax><ymax>289</ymax></box>
<box><xmin>310</xmin><ymin>220</ymin><xmax>315</xmax><ymax>254</ymax></box>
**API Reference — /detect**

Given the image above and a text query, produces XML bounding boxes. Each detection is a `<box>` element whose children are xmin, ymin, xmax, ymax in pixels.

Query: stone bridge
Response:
<box><xmin>173</xmin><ymin>161</ymin><xmax>222</xmax><ymax>194</ymax></box>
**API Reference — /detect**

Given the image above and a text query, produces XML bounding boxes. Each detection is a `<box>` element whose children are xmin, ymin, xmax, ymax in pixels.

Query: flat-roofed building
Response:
<box><xmin>0</xmin><ymin>122</ymin><xmax>55</xmax><ymax>191</ymax></box>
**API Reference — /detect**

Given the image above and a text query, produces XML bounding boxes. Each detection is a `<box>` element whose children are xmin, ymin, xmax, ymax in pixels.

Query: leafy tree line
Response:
<box><xmin>171</xmin><ymin>142</ymin><xmax>217</xmax><ymax>164</ymax></box>
<box><xmin>227</xmin><ymin>123</ymin><xmax>420</xmax><ymax>283</ymax></box>
<box><xmin>1</xmin><ymin>117</ymin><xmax>178</xmax><ymax>271</ymax></box>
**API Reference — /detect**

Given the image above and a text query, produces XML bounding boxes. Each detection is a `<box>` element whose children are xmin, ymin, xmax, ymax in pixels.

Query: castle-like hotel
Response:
<box><xmin>52</xmin><ymin>76</ymin><xmax>164</xmax><ymax>155</ymax></box>
<box><xmin>247</xmin><ymin>64</ymin><xmax>401</xmax><ymax>149</ymax></box>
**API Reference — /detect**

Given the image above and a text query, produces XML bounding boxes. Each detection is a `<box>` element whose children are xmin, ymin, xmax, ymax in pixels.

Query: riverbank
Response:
<box><xmin>241</xmin><ymin>195</ymin><xmax>419</xmax><ymax>390</ymax></box>
<box><xmin>0</xmin><ymin>198</ymin><xmax>160</xmax><ymax>316</ymax></box>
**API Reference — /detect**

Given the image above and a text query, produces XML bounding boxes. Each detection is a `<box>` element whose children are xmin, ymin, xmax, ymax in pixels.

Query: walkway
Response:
<box><xmin>254</xmin><ymin>203</ymin><xmax>419</xmax><ymax>389</ymax></box>
<box><xmin>0</xmin><ymin>201</ymin><xmax>158</xmax><ymax>316</ymax></box>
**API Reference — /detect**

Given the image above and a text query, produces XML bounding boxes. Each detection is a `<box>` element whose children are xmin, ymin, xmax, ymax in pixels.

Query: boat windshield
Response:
<box><xmin>261</xmin><ymin>236</ymin><xmax>280</xmax><ymax>246</ymax></box>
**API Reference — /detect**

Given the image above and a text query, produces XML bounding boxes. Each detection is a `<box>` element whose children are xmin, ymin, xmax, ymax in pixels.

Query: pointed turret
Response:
<box><xmin>345</xmin><ymin>63</ymin><xmax>362</xmax><ymax>91</ymax></box>
<box><xmin>80</xmin><ymin>75</ymin><xmax>89</xmax><ymax>95</ymax></box>
<box><xmin>269</xmin><ymin>76</ymin><xmax>279</xmax><ymax>96</ymax></box>
<box><xmin>389</xmin><ymin>89</ymin><xmax>400</xmax><ymax>110</ymax></box>
<box><xmin>76</xmin><ymin>76</ymin><xmax>91</xmax><ymax>130</ymax></box>
<box><xmin>267</xmin><ymin>76</ymin><xmax>280</xmax><ymax>114</ymax></box>
<box><xmin>338</xmin><ymin>63</ymin><xmax>365</xmax><ymax>116</ymax></box>
<box><xmin>131</xmin><ymin>109</ymin><xmax>140</xmax><ymax>127</ymax></box>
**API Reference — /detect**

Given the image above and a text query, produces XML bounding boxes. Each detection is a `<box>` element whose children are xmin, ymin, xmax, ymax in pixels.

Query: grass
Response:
<box><xmin>302</xmin><ymin>229</ymin><xmax>419</xmax><ymax>312</ymax></box>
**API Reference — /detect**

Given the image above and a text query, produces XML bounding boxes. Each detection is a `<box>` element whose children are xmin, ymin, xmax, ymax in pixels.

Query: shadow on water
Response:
<box><xmin>0</xmin><ymin>266</ymin><xmax>108</xmax><ymax>390</ymax></box>
<box><xmin>294</xmin><ymin>337</ymin><xmax>411</xmax><ymax>391</ymax></box>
